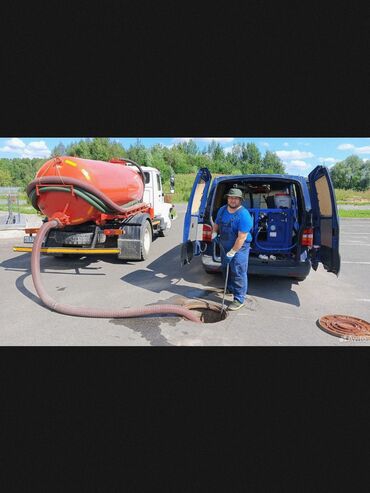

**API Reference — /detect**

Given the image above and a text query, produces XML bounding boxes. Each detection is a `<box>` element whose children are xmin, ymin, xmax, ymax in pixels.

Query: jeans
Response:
<box><xmin>221</xmin><ymin>243</ymin><xmax>250</xmax><ymax>303</ymax></box>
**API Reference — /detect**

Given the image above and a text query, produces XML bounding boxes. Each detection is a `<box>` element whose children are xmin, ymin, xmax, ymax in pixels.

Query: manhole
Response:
<box><xmin>317</xmin><ymin>315</ymin><xmax>370</xmax><ymax>340</ymax></box>
<box><xmin>183</xmin><ymin>300</ymin><xmax>228</xmax><ymax>323</ymax></box>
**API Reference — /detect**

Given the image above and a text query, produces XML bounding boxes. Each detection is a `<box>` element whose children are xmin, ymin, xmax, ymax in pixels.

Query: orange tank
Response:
<box><xmin>34</xmin><ymin>156</ymin><xmax>144</xmax><ymax>225</ymax></box>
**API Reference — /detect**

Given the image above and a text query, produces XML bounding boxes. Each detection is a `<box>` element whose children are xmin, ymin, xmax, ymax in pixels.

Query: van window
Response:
<box><xmin>157</xmin><ymin>173</ymin><xmax>162</xmax><ymax>191</ymax></box>
<box><xmin>144</xmin><ymin>172</ymin><xmax>150</xmax><ymax>184</ymax></box>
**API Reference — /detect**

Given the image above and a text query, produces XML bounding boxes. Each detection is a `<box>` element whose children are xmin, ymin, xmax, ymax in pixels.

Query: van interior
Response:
<box><xmin>211</xmin><ymin>179</ymin><xmax>305</xmax><ymax>260</ymax></box>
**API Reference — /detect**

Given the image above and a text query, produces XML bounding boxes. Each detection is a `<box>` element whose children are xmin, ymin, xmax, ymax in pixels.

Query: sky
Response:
<box><xmin>0</xmin><ymin>137</ymin><xmax>369</xmax><ymax>175</ymax></box>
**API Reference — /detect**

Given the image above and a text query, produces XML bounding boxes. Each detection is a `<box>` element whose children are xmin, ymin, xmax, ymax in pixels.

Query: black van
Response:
<box><xmin>181</xmin><ymin>166</ymin><xmax>340</xmax><ymax>281</ymax></box>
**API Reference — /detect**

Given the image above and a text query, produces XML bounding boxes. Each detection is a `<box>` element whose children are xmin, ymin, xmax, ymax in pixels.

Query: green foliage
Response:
<box><xmin>330</xmin><ymin>155</ymin><xmax>370</xmax><ymax>191</ymax></box>
<box><xmin>0</xmin><ymin>138</ymin><xmax>289</xmax><ymax>191</ymax></box>
<box><xmin>66</xmin><ymin>137</ymin><xmax>126</xmax><ymax>161</ymax></box>
<box><xmin>338</xmin><ymin>209</ymin><xmax>370</xmax><ymax>218</ymax></box>
<box><xmin>0</xmin><ymin>164</ymin><xmax>12</xmax><ymax>186</ymax></box>
<box><xmin>51</xmin><ymin>142</ymin><xmax>66</xmax><ymax>157</ymax></box>
<box><xmin>262</xmin><ymin>150</ymin><xmax>285</xmax><ymax>174</ymax></box>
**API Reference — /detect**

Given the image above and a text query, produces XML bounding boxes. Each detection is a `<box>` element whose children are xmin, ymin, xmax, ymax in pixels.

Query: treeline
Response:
<box><xmin>0</xmin><ymin>158</ymin><xmax>45</xmax><ymax>188</ymax></box>
<box><xmin>330</xmin><ymin>155</ymin><xmax>370</xmax><ymax>191</ymax></box>
<box><xmin>0</xmin><ymin>138</ymin><xmax>286</xmax><ymax>189</ymax></box>
<box><xmin>4</xmin><ymin>138</ymin><xmax>368</xmax><ymax>191</ymax></box>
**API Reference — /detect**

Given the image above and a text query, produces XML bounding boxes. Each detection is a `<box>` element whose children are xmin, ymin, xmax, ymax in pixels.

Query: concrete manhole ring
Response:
<box><xmin>183</xmin><ymin>299</ymin><xmax>228</xmax><ymax>323</ymax></box>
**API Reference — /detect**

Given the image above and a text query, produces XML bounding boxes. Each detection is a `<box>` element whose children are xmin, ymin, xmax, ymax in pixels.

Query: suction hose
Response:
<box><xmin>31</xmin><ymin>219</ymin><xmax>201</xmax><ymax>323</ymax></box>
<box><xmin>27</xmin><ymin>176</ymin><xmax>144</xmax><ymax>215</ymax></box>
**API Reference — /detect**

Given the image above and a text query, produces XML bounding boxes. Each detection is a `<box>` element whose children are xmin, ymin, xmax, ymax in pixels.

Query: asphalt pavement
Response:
<box><xmin>0</xmin><ymin>206</ymin><xmax>369</xmax><ymax>346</ymax></box>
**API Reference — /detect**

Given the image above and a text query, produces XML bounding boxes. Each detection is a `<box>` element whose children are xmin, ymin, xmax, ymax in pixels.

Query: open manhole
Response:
<box><xmin>183</xmin><ymin>300</ymin><xmax>228</xmax><ymax>323</ymax></box>
<box><xmin>317</xmin><ymin>315</ymin><xmax>370</xmax><ymax>340</ymax></box>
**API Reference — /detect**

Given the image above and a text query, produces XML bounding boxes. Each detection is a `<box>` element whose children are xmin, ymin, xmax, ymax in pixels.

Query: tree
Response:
<box><xmin>359</xmin><ymin>160</ymin><xmax>370</xmax><ymax>190</ymax></box>
<box><xmin>207</xmin><ymin>141</ymin><xmax>225</xmax><ymax>161</ymax></box>
<box><xmin>65</xmin><ymin>138</ymin><xmax>126</xmax><ymax>161</ymax></box>
<box><xmin>242</xmin><ymin>143</ymin><xmax>261</xmax><ymax>167</ymax></box>
<box><xmin>330</xmin><ymin>155</ymin><xmax>369</xmax><ymax>190</ymax></box>
<box><xmin>175</xmin><ymin>139</ymin><xmax>199</xmax><ymax>155</ymax></box>
<box><xmin>0</xmin><ymin>166</ymin><xmax>12</xmax><ymax>186</ymax></box>
<box><xmin>262</xmin><ymin>151</ymin><xmax>285</xmax><ymax>174</ymax></box>
<box><xmin>51</xmin><ymin>142</ymin><xmax>66</xmax><ymax>157</ymax></box>
<box><xmin>164</xmin><ymin>148</ymin><xmax>194</xmax><ymax>174</ymax></box>
<box><xmin>66</xmin><ymin>139</ymin><xmax>92</xmax><ymax>158</ymax></box>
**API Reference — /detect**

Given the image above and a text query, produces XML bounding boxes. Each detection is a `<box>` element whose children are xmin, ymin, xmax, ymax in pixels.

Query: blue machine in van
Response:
<box><xmin>181</xmin><ymin>166</ymin><xmax>340</xmax><ymax>281</ymax></box>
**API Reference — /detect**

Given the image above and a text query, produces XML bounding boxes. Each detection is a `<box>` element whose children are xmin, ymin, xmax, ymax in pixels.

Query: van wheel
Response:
<box><xmin>140</xmin><ymin>221</ymin><xmax>152</xmax><ymax>260</ymax></box>
<box><xmin>294</xmin><ymin>277</ymin><xmax>306</xmax><ymax>282</ymax></box>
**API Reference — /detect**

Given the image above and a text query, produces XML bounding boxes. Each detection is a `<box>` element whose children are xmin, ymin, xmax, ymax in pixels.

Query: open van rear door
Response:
<box><xmin>181</xmin><ymin>167</ymin><xmax>212</xmax><ymax>265</ymax></box>
<box><xmin>308</xmin><ymin>165</ymin><xmax>340</xmax><ymax>275</ymax></box>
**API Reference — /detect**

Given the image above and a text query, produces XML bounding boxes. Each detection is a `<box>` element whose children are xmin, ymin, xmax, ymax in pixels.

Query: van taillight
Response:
<box><xmin>202</xmin><ymin>224</ymin><xmax>213</xmax><ymax>242</ymax></box>
<box><xmin>301</xmin><ymin>228</ymin><xmax>313</xmax><ymax>247</ymax></box>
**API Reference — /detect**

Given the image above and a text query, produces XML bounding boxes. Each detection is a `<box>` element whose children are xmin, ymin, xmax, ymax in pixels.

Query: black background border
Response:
<box><xmin>1</xmin><ymin>2</ymin><xmax>369</xmax><ymax>491</ymax></box>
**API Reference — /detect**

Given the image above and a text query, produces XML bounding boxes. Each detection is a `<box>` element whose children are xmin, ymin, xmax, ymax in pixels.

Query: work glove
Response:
<box><xmin>224</xmin><ymin>249</ymin><xmax>236</xmax><ymax>265</ymax></box>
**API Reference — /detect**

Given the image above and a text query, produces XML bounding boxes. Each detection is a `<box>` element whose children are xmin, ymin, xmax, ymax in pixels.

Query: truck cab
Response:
<box><xmin>140</xmin><ymin>166</ymin><xmax>174</xmax><ymax>233</ymax></box>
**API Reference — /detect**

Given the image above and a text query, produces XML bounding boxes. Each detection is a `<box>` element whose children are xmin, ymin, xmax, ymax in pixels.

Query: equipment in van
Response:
<box><xmin>181</xmin><ymin>166</ymin><xmax>340</xmax><ymax>281</ymax></box>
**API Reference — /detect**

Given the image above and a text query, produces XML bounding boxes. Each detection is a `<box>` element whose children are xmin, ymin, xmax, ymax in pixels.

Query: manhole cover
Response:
<box><xmin>317</xmin><ymin>315</ymin><xmax>370</xmax><ymax>340</ymax></box>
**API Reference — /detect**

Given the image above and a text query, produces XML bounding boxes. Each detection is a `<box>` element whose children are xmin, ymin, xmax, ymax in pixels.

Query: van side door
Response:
<box><xmin>181</xmin><ymin>167</ymin><xmax>212</xmax><ymax>265</ymax></box>
<box><xmin>308</xmin><ymin>165</ymin><xmax>340</xmax><ymax>275</ymax></box>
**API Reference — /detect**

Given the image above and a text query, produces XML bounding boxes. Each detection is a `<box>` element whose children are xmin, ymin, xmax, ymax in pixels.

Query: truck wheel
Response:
<box><xmin>140</xmin><ymin>221</ymin><xmax>152</xmax><ymax>260</ymax></box>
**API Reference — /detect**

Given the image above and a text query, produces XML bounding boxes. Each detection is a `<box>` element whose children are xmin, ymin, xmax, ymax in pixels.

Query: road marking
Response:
<box><xmin>341</xmin><ymin>261</ymin><xmax>370</xmax><ymax>265</ymax></box>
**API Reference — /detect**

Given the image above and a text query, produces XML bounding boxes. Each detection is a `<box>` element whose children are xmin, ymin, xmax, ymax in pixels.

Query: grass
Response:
<box><xmin>338</xmin><ymin>209</ymin><xmax>370</xmax><ymax>218</ymax></box>
<box><xmin>163</xmin><ymin>173</ymin><xmax>226</xmax><ymax>203</ymax></box>
<box><xmin>0</xmin><ymin>204</ymin><xmax>39</xmax><ymax>214</ymax></box>
<box><xmin>335</xmin><ymin>188</ymin><xmax>370</xmax><ymax>204</ymax></box>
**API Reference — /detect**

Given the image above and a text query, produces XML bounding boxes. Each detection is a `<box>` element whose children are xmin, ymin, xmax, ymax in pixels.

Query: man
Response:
<box><xmin>212</xmin><ymin>188</ymin><xmax>253</xmax><ymax>311</ymax></box>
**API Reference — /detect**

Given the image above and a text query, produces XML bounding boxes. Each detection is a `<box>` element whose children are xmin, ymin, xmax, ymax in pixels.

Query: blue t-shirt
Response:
<box><xmin>215</xmin><ymin>205</ymin><xmax>253</xmax><ymax>250</ymax></box>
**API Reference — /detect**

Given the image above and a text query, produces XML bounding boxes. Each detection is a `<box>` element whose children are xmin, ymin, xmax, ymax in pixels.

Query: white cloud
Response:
<box><xmin>283</xmin><ymin>142</ymin><xmax>289</xmax><ymax>147</ymax></box>
<box><xmin>0</xmin><ymin>138</ymin><xmax>51</xmax><ymax>158</ymax></box>
<box><xmin>173</xmin><ymin>137</ymin><xmax>234</xmax><ymax>144</ymax></box>
<box><xmin>318</xmin><ymin>157</ymin><xmax>339</xmax><ymax>164</ymax></box>
<box><xmin>289</xmin><ymin>160</ymin><xmax>309</xmax><ymax>168</ymax></box>
<box><xmin>223</xmin><ymin>146</ymin><xmax>234</xmax><ymax>154</ymax></box>
<box><xmin>337</xmin><ymin>143</ymin><xmax>355</xmax><ymax>150</ymax></box>
<box><xmin>355</xmin><ymin>146</ymin><xmax>370</xmax><ymax>154</ymax></box>
<box><xmin>28</xmin><ymin>141</ymin><xmax>49</xmax><ymax>150</ymax></box>
<box><xmin>7</xmin><ymin>138</ymin><xmax>26</xmax><ymax>149</ymax></box>
<box><xmin>275</xmin><ymin>149</ymin><xmax>314</xmax><ymax>160</ymax></box>
<box><xmin>337</xmin><ymin>143</ymin><xmax>370</xmax><ymax>154</ymax></box>
<box><xmin>260</xmin><ymin>141</ymin><xmax>269</xmax><ymax>147</ymax></box>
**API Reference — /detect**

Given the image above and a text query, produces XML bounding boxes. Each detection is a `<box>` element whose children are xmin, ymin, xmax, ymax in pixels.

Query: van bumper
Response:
<box><xmin>201</xmin><ymin>254</ymin><xmax>311</xmax><ymax>279</ymax></box>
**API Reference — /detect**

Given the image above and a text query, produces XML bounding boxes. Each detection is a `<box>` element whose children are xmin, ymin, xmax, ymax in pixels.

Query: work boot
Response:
<box><xmin>228</xmin><ymin>300</ymin><xmax>245</xmax><ymax>311</ymax></box>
